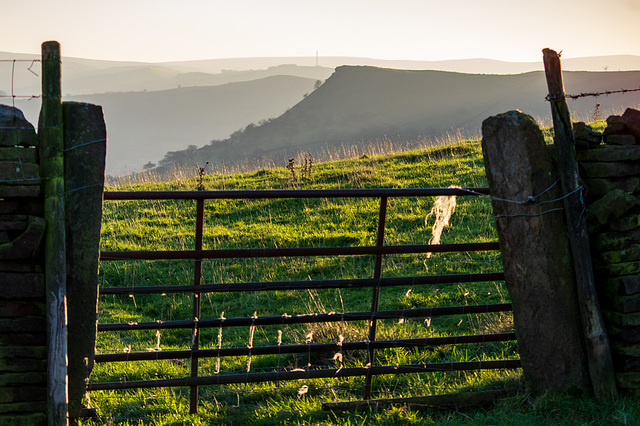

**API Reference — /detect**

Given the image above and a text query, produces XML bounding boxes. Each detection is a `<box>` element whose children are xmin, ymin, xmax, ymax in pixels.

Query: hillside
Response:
<box><xmin>3</xmin><ymin>51</ymin><xmax>640</xmax><ymax>97</ymax></box>
<box><xmin>68</xmin><ymin>75</ymin><xmax>318</xmax><ymax>174</ymax></box>
<box><xmin>158</xmin><ymin>54</ymin><xmax>640</xmax><ymax>75</ymax></box>
<box><xmin>3</xmin><ymin>51</ymin><xmax>640</xmax><ymax>175</ymax></box>
<box><xmin>159</xmin><ymin>66</ymin><xmax>640</xmax><ymax>171</ymax></box>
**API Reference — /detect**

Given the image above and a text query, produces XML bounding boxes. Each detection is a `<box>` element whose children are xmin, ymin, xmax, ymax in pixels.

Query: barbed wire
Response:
<box><xmin>546</xmin><ymin>86</ymin><xmax>640</xmax><ymax>102</ymax></box>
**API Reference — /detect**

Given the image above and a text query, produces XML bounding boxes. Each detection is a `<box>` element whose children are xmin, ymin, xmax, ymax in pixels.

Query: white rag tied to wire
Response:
<box><xmin>425</xmin><ymin>186</ymin><xmax>458</xmax><ymax>258</ymax></box>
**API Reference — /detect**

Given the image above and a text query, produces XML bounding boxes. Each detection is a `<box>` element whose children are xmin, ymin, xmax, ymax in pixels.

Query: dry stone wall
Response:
<box><xmin>0</xmin><ymin>105</ymin><xmax>47</xmax><ymax>425</ymax></box>
<box><xmin>577</xmin><ymin>107</ymin><xmax>640</xmax><ymax>397</ymax></box>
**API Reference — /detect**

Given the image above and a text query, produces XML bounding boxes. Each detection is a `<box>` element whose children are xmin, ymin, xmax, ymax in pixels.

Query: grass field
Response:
<box><xmin>83</xmin><ymin>125</ymin><xmax>640</xmax><ymax>425</ymax></box>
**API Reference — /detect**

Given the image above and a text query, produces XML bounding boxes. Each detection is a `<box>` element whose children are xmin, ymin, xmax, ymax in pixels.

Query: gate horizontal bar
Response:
<box><xmin>94</xmin><ymin>332</ymin><xmax>517</xmax><ymax>363</ymax></box>
<box><xmin>99</xmin><ymin>272</ymin><xmax>505</xmax><ymax>295</ymax></box>
<box><xmin>87</xmin><ymin>359</ymin><xmax>521</xmax><ymax>390</ymax></box>
<box><xmin>103</xmin><ymin>187</ymin><xmax>491</xmax><ymax>201</ymax></box>
<box><xmin>100</xmin><ymin>242</ymin><xmax>500</xmax><ymax>261</ymax></box>
<box><xmin>98</xmin><ymin>303</ymin><xmax>512</xmax><ymax>332</ymax></box>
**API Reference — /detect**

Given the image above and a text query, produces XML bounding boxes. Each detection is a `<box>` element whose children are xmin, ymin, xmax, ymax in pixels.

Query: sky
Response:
<box><xmin>3</xmin><ymin>0</ymin><xmax>640</xmax><ymax>63</ymax></box>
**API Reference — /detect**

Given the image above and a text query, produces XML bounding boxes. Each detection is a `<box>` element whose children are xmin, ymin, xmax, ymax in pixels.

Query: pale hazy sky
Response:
<box><xmin>4</xmin><ymin>0</ymin><xmax>640</xmax><ymax>63</ymax></box>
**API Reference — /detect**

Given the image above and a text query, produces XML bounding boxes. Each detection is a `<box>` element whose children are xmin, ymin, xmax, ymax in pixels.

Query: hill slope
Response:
<box><xmin>169</xmin><ymin>66</ymin><xmax>640</xmax><ymax>170</ymax></box>
<box><xmin>68</xmin><ymin>75</ymin><xmax>318</xmax><ymax>174</ymax></box>
<box><xmin>3</xmin><ymin>51</ymin><xmax>640</xmax><ymax>97</ymax></box>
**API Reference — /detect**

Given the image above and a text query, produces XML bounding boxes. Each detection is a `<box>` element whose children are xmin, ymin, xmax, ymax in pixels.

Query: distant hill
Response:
<box><xmin>2</xmin><ymin>51</ymin><xmax>640</xmax><ymax>175</ymax></box>
<box><xmin>157</xmin><ymin>66</ymin><xmax>640</xmax><ymax>172</ymax></box>
<box><xmin>157</xmin><ymin>55</ymin><xmax>640</xmax><ymax>75</ymax></box>
<box><xmin>2</xmin><ymin>51</ymin><xmax>640</xmax><ymax>97</ymax></box>
<box><xmin>68</xmin><ymin>76</ymin><xmax>318</xmax><ymax>175</ymax></box>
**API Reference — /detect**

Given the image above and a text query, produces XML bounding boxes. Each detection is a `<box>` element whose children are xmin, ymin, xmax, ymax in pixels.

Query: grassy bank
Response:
<box><xmin>84</xmin><ymin>126</ymin><xmax>639</xmax><ymax>425</ymax></box>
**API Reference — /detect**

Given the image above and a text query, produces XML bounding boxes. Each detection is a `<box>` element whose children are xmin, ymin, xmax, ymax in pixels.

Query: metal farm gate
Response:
<box><xmin>90</xmin><ymin>187</ymin><xmax>520</xmax><ymax>414</ymax></box>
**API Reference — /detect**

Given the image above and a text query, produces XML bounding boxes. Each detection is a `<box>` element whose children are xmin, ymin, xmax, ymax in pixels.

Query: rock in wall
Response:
<box><xmin>578</xmin><ymin>108</ymin><xmax>640</xmax><ymax>397</ymax></box>
<box><xmin>0</xmin><ymin>105</ymin><xmax>47</xmax><ymax>425</ymax></box>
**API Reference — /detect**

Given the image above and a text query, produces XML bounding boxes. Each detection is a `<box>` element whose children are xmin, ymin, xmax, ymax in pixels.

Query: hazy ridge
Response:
<box><xmin>2</xmin><ymin>51</ymin><xmax>640</xmax><ymax>174</ymax></box>
<box><xmin>159</xmin><ymin>66</ymin><xmax>640</xmax><ymax>172</ymax></box>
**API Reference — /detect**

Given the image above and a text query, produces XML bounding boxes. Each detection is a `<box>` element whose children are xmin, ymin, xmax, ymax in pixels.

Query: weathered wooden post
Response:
<box><xmin>543</xmin><ymin>48</ymin><xmax>618</xmax><ymax>400</ymax></box>
<box><xmin>481</xmin><ymin>110</ymin><xmax>591</xmax><ymax>394</ymax></box>
<box><xmin>41</xmin><ymin>41</ymin><xmax>69</xmax><ymax>425</ymax></box>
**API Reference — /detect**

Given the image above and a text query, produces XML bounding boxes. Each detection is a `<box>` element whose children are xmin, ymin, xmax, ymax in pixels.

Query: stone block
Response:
<box><xmin>0</xmin><ymin>186</ymin><xmax>40</xmax><ymax>197</ymax></box>
<box><xmin>0</xmin><ymin>301</ymin><xmax>45</xmax><ymax>318</ymax></box>
<box><xmin>608</xmin><ymin>324</ymin><xmax>640</xmax><ymax>343</ymax></box>
<box><xmin>0</xmin><ymin>162</ymin><xmax>40</xmax><ymax>186</ymax></box>
<box><xmin>612</xmin><ymin>340</ymin><xmax>640</xmax><ymax>357</ymax></box>
<box><xmin>616</xmin><ymin>371</ymin><xmax>640</xmax><ymax>388</ymax></box>
<box><xmin>622</xmin><ymin>108</ymin><xmax>640</xmax><ymax>140</ymax></box>
<box><xmin>577</xmin><ymin>145</ymin><xmax>640</xmax><ymax>162</ymax></box>
<box><xmin>605</xmin><ymin>310</ymin><xmax>640</xmax><ymax>327</ymax></box>
<box><xmin>0</xmin><ymin>413</ymin><xmax>46</xmax><ymax>426</ymax></box>
<box><xmin>614</xmin><ymin>356</ymin><xmax>640</xmax><ymax>372</ymax></box>
<box><xmin>607</xmin><ymin>276</ymin><xmax>640</xmax><ymax>295</ymax></box>
<box><xmin>573</xmin><ymin>122</ymin><xmax>602</xmax><ymax>144</ymax></box>
<box><xmin>0</xmin><ymin>273</ymin><xmax>44</xmax><ymax>298</ymax></box>
<box><xmin>609</xmin><ymin>213</ymin><xmax>640</xmax><ymax>232</ymax></box>
<box><xmin>0</xmin><ymin>386</ymin><xmax>45</xmax><ymax>404</ymax></box>
<box><xmin>598</xmin><ymin>246</ymin><xmax>640</xmax><ymax>264</ymax></box>
<box><xmin>604</xmin><ymin>123</ymin><xmax>626</xmax><ymax>137</ymax></box>
<box><xmin>0</xmin><ymin>199</ymin><xmax>43</xmax><ymax>216</ymax></box>
<box><xmin>587</xmin><ymin>189</ymin><xmax>637</xmax><ymax>232</ymax></box>
<box><xmin>0</xmin><ymin>401</ymin><xmax>46</xmax><ymax>415</ymax></box>
<box><xmin>0</xmin><ymin>332</ymin><xmax>45</xmax><ymax>346</ymax></box>
<box><xmin>580</xmin><ymin>161</ymin><xmax>640</xmax><ymax>178</ymax></box>
<box><xmin>0</xmin><ymin>357</ymin><xmax>46</xmax><ymax>373</ymax></box>
<box><xmin>0</xmin><ymin>215</ymin><xmax>27</xmax><ymax>231</ymax></box>
<box><xmin>603</xmin><ymin>292</ymin><xmax>640</xmax><ymax>314</ymax></box>
<box><xmin>0</xmin><ymin>106</ymin><xmax>37</xmax><ymax>147</ymax></box>
<box><xmin>0</xmin><ymin>147</ymin><xmax>37</xmax><ymax>163</ymax></box>
<box><xmin>593</xmin><ymin>228</ymin><xmax>640</xmax><ymax>251</ymax></box>
<box><xmin>0</xmin><ymin>346</ymin><xmax>47</xmax><ymax>360</ymax></box>
<box><xmin>0</xmin><ymin>317</ymin><xmax>46</xmax><ymax>333</ymax></box>
<box><xmin>605</xmin><ymin>134</ymin><xmax>637</xmax><ymax>145</ymax></box>
<box><xmin>583</xmin><ymin>177</ymin><xmax>640</xmax><ymax>198</ymax></box>
<box><xmin>599</xmin><ymin>260</ymin><xmax>640</xmax><ymax>277</ymax></box>
<box><xmin>0</xmin><ymin>372</ymin><xmax>46</xmax><ymax>387</ymax></box>
<box><xmin>0</xmin><ymin>215</ymin><xmax>46</xmax><ymax>260</ymax></box>
<box><xmin>607</xmin><ymin>115</ymin><xmax>624</xmax><ymax>126</ymax></box>
<box><xmin>0</xmin><ymin>261</ymin><xmax>40</xmax><ymax>273</ymax></box>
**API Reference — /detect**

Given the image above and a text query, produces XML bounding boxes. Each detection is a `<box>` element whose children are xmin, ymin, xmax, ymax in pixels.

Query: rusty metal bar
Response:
<box><xmin>95</xmin><ymin>332</ymin><xmax>517</xmax><ymax>363</ymax></box>
<box><xmin>190</xmin><ymin>198</ymin><xmax>204</xmax><ymax>414</ymax></box>
<box><xmin>98</xmin><ymin>303</ymin><xmax>513</xmax><ymax>332</ymax></box>
<box><xmin>99</xmin><ymin>272</ymin><xmax>505</xmax><ymax>295</ymax></box>
<box><xmin>88</xmin><ymin>359</ymin><xmax>521</xmax><ymax>391</ymax></box>
<box><xmin>103</xmin><ymin>187</ymin><xmax>491</xmax><ymax>201</ymax></box>
<box><xmin>364</xmin><ymin>196</ymin><xmax>388</xmax><ymax>399</ymax></box>
<box><xmin>100</xmin><ymin>241</ymin><xmax>500</xmax><ymax>261</ymax></box>
<box><xmin>94</xmin><ymin>186</ymin><xmax>513</xmax><ymax>402</ymax></box>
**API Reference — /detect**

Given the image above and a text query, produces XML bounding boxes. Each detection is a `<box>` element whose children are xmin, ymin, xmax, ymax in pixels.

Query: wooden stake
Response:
<box><xmin>42</xmin><ymin>40</ymin><xmax>69</xmax><ymax>426</ymax></box>
<box><xmin>542</xmin><ymin>47</ymin><xmax>618</xmax><ymax>401</ymax></box>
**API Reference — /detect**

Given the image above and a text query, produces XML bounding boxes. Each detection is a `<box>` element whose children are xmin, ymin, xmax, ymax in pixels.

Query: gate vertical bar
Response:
<box><xmin>190</xmin><ymin>198</ymin><xmax>205</xmax><ymax>413</ymax></box>
<box><xmin>364</xmin><ymin>196</ymin><xmax>388</xmax><ymax>400</ymax></box>
<box><xmin>542</xmin><ymin>47</ymin><xmax>617</xmax><ymax>400</ymax></box>
<box><xmin>41</xmin><ymin>40</ymin><xmax>69</xmax><ymax>426</ymax></box>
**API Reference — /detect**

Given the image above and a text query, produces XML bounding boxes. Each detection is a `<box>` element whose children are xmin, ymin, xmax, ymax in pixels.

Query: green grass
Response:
<box><xmin>83</xmin><ymin>128</ymin><xmax>640</xmax><ymax>425</ymax></box>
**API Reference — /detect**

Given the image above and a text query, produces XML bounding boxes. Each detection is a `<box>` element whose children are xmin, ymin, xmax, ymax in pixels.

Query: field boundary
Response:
<box><xmin>94</xmin><ymin>187</ymin><xmax>518</xmax><ymax>414</ymax></box>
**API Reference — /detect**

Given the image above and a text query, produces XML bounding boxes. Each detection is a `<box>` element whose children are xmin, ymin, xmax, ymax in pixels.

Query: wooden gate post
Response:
<box><xmin>481</xmin><ymin>110</ymin><xmax>591</xmax><ymax>395</ymax></box>
<box><xmin>542</xmin><ymin>48</ymin><xmax>617</xmax><ymax>401</ymax></box>
<box><xmin>41</xmin><ymin>40</ymin><xmax>69</xmax><ymax>425</ymax></box>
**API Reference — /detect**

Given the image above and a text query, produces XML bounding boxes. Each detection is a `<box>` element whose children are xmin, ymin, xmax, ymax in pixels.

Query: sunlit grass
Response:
<box><xmin>82</xmin><ymin>127</ymin><xmax>639</xmax><ymax>425</ymax></box>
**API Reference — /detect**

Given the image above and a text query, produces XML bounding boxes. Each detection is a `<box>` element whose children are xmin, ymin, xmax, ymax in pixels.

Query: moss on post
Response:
<box><xmin>41</xmin><ymin>40</ymin><xmax>69</xmax><ymax>426</ymax></box>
